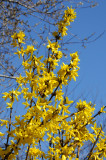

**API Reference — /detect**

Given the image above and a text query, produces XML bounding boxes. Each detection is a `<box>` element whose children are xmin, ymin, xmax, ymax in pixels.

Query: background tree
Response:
<box><xmin>0</xmin><ymin>6</ymin><xmax>106</xmax><ymax>160</ymax></box>
<box><xmin>0</xmin><ymin>0</ymin><xmax>98</xmax><ymax>89</ymax></box>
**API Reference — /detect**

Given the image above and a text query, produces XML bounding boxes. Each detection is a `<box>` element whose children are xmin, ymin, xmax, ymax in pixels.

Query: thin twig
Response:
<box><xmin>87</xmin><ymin>126</ymin><xmax>102</xmax><ymax>160</ymax></box>
<box><xmin>25</xmin><ymin>145</ymin><xmax>30</xmax><ymax>160</ymax></box>
<box><xmin>0</xmin><ymin>74</ymin><xmax>17</xmax><ymax>79</ymax></box>
<box><xmin>5</xmin><ymin>93</ymin><xmax>13</xmax><ymax>149</ymax></box>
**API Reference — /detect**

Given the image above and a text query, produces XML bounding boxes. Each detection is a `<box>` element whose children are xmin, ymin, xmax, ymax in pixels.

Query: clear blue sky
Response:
<box><xmin>68</xmin><ymin>0</ymin><xmax>106</xmax><ymax>112</ymax></box>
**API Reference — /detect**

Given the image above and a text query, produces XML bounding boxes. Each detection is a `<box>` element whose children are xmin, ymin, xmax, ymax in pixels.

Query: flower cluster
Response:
<box><xmin>11</xmin><ymin>31</ymin><xmax>25</xmax><ymax>47</ymax></box>
<box><xmin>53</xmin><ymin>7</ymin><xmax>76</xmax><ymax>37</ymax></box>
<box><xmin>0</xmin><ymin>6</ymin><xmax>106</xmax><ymax>160</ymax></box>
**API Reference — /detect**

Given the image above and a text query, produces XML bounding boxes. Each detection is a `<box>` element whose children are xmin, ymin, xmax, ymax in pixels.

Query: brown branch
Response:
<box><xmin>25</xmin><ymin>144</ymin><xmax>30</xmax><ymax>160</ymax></box>
<box><xmin>0</xmin><ymin>74</ymin><xmax>17</xmax><ymax>79</ymax></box>
<box><xmin>4</xmin><ymin>138</ymin><xmax>20</xmax><ymax>160</ymax></box>
<box><xmin>77</xmin><ymin>145</ymin><xmax>80</xmax><ymax>158</ymax></box>
<box><xmin>5</xmin><ymin>93</ymin><xmax>13</xmax><ymax>150</ymax></box>
<box><xmin>0</xmin><ymin>63</ymin><xmax>14</xmax><ymax>76</ymax></box>
<box><xmin>87</xmin><ymin>126</ymin><xmax>102</xmax><ymax>160</ymax></box>
<box><xmin>49</xmin><ymin>79</ymin><xmax>62</xmax><ymax>101</ymax></box>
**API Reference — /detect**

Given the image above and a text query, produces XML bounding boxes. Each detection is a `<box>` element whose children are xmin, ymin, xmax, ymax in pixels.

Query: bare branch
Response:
<box><xmin>0</xmin><ymin>74</ymin><xmax>17</xmax><ymax>79</ymax></box>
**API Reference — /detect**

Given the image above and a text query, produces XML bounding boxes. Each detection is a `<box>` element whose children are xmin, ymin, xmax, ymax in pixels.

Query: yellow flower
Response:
<box><xmin>0</xmin><ymin>119</ymin><xmax>9</xmax><ymax>128</ymax></box>
<box><xmin>11</xmin><ymin>33</ymin><xmax>17</xmax><ymax>40</ymax></box>
<box><xmin>14</xmin><ymin>47</ymin><xmax>25</xmax><ymax>58</ymax></box>
<box><xmin>0</xmin><ymin>132</ymin><xmax>5</xmax><ymax>136</ymax></box>
<box><xmin>25</xmin><ymin>45</ymin><xmax>36</xmax><ymax>55</ymax></box>
<box><xmin>62</xmin><ymin>155</ymin><xmax>66</xmax><ymax>160</ymax></box>
<box><xmin>11</xmin><ymin>31</ymin><xmax>25</xmax><ymax>46</ymax></box>
<box><xmin>63</xmin><ymin>7</ymin><xmax>76</xmax><ymax>23</ymax></box>
<box><xmin>17</xmin><ymin>31</ymin><xmax>25</xmax><ymax>43</ymax></box>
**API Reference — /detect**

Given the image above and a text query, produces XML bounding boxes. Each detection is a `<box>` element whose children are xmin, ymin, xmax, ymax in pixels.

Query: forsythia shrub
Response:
<box><xmin>0</xmin><ymin>6</ymin><xmax>106</xmax><ymax>160</ymax></box>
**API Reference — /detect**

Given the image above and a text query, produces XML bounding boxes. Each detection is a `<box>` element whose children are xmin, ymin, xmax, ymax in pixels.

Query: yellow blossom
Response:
<box><xmin>17</xmin><ymin>31</ymin><xmax>25</xmax><ymax>43</ymax></box>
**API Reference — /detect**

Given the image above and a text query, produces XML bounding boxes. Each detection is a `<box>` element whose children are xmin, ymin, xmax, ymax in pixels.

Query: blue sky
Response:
<box><xmin>67</xmin><ymin>0</ymin><xmax>106</xmax><ymax>111</ymax></box>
